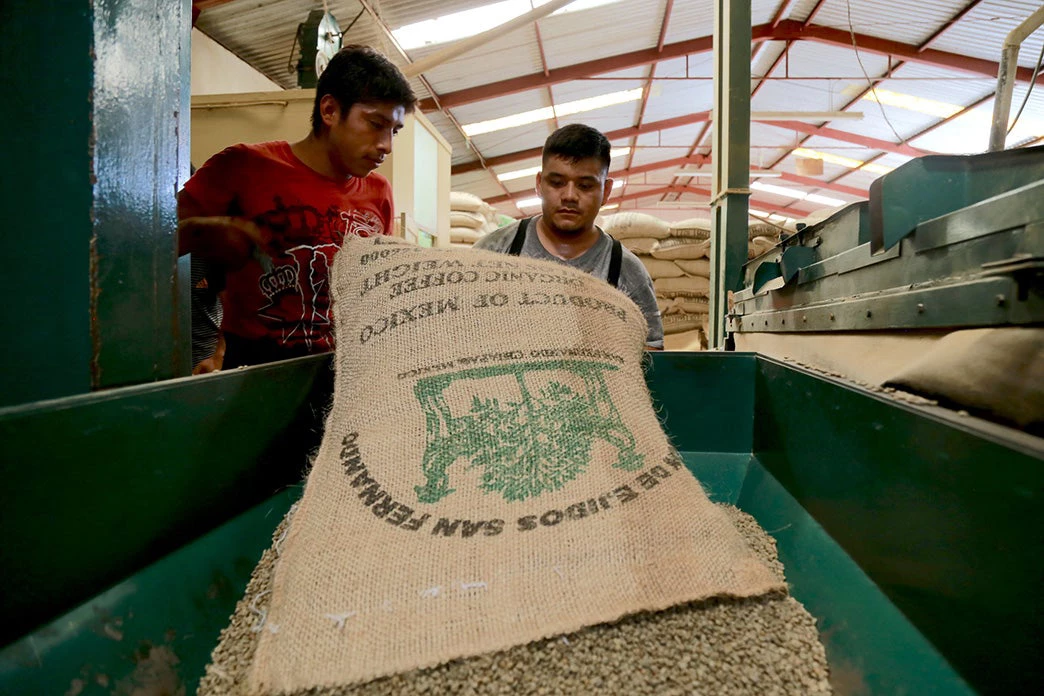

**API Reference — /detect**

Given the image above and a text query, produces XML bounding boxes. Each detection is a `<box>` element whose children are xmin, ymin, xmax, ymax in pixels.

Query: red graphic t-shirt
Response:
<box><xmin>181</xmin><ymin>141</ymin><xmax>393</xmax><ymax>353</ymax></box>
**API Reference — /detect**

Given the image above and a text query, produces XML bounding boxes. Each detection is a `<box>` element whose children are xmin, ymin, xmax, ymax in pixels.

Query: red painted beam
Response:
<box><xmin>917</xmin><ymin>0</ymin><xmax>985</xmax><ymax>51</ymax></box>
<box><xmin>771</xmin><ymin>0</ymin><xmax>800</xmax><ymax>28</ymax></box>
<box><xmin>420</xmin><ymin>24</ymin><xmax>778</xmax><ymax>111</ymax></box>
<box><xmin>606</xmin><ymin>185</ymin><xmax>808</xmax><ymax>218</ymax></box>
<box><xmin>484</xmin><ymin>166</ymin><xmax>866</xmax><ymax>205</ymax></box>
<box><xmin>776</xmin><ymin>172</ymin><xmax>866</xmax><ymax>198</ymax></box>
<box><xmin>452</xmin><ymin>111</ymin><xmax>713</xmax><ymax>175</ymax></box>
<box><xmin>762</xmin><ymin>120</ymin><xmax>931</xmax><ymax>157</ymax></box>
<box><xmin>423</xmin><ymin>19</ymin><xmax>1043</xmax><ymax>113</ymax></box>
<box><xmin>453</xmin><ymin>110</ymin><xmax>930</xmax><ymax>177</ymax></box>
<box><xmin>774</xmin><ymin>20</ymin><xmax>1044</xmax><ymax>85</ymax></box>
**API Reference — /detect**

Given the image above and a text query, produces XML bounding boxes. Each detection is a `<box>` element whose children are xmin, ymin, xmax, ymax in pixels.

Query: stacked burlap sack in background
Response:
<box><xmin>199</xmin><ymin>235</ymin><xmax>830</xmax><ymax>695</ymax></box>
<box><xmin>603</xmin><ymin>214</ymin><xmax>784</xmax><ymax>350</ymax></box>
<box><xmin>449</xmin><ymin>191</ymin><xmax>500</xmax><ymax>247</ymax></box>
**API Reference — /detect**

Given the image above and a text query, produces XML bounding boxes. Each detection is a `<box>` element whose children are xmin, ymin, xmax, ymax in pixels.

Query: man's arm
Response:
<box><xmin>177</xmin><ymin>147</ymin><xmax>265</xmax><ymax>267</ymax></box>
<box><xmin>617</xmin><ymin>253</ymin><xmax>664</xmax><ymax>350</ymax></box>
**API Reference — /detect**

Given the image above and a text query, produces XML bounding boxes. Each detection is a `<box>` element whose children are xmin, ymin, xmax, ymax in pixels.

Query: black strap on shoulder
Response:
<box><xmin>607</xmin><ymin>238</ymin><xmax>623</xmax><ymax>289</ymax></box>
<box><xmin>507</xmin><ymin>217</ymin><xmax>531</xmax><ymax>255</ymax></box>
<box><xmin>511</xmin><ymin>217</ymin><xmax>620</xmax><ymax>288</ymax></box>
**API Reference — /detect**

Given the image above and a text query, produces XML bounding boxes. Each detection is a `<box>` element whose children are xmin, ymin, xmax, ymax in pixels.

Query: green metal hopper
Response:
<box><xmin>1</xmin><ymin>352</ymin><xmax>1039</xmax><ymax>695</ymax></box>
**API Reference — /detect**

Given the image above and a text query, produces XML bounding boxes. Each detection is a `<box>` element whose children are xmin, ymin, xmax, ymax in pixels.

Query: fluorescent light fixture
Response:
<box><xmin>863</xmin><ymin>88</ymin><xmax>961</xmax><ymax>119</ymax></box>
<box><xmin>601</xmin><ymin>203</ymin><xmax>619</xmax><ymax>211</ymax></box>
<box><xmin>751</xmin><ymin>181</ymin><xmax>845</xmax><ymax>207</ymax></box>
<box><xmin>463</xmin><ymin>88</ymin><xmax>643</xmax><ymax>137</ymax></box>
<box><xmin>496</xmin><ymin>147</ymin><xmax>632</xmax><ymax>182</ymax></box>
<box><xmin>393</xmin><ymin>0</ymin><xmax>623</xmax><ymax>50</ymax></box>
<box><xmin>805</xmin><ymin>193</ymin><xmax>846</xmax><ymax>206</ymax></box>
<box><xmin>496</xmin><ymin>165</ymin><xmax>541</xmax><ymax>182</ymax></box>
<box><xmin>516</xmin><ymin>196</ymin><xmax>542</xmax><ymax>209</ymax></box>
<box><xmin>793</xmin><ymin>148</ymin><xmax>894</xmax><ymax>176</ymax></box>
<box><xmin>751</xmin><ymin>182</ymin><xmax>804</xmax><ymax>199</ymax></box>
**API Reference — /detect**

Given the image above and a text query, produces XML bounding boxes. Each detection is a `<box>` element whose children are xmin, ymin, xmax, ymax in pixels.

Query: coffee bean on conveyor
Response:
<box><xmin>199</xmin><ymin>505</ymin><xmax>831</xmax><ymax>696</ymax></box>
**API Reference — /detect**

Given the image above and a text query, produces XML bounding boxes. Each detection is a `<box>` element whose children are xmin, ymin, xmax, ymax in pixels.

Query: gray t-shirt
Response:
<box><xmin>474</xmin><ymin>217</ymin><xmax>664</xmax><ymax>348</ymax></box>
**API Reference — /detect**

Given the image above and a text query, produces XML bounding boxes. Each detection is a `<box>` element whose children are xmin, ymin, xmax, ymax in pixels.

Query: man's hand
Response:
<box><xmin>192</xmin><ymin>335</ymin><xmax>226</xmax><ymax>375</ymax></box>
<box><xmin>178</xmin><ymin>216</ymin><xmax>266</xmax><ymax>268</ymax></box>
<box><xmin>193</xmin><ymin>354</ymin><xmax>224</xmax><ymax>375</ymax></box>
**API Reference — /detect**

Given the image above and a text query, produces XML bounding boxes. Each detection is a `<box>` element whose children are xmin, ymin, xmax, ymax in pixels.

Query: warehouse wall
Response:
<box><xmin>191</xmin><ymin>28</ymin><xmax>282</xmax><ymax>95</ymax></box>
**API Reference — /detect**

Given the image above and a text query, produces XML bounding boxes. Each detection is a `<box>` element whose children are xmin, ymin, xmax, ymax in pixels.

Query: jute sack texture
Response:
<box><xmin>247</xmin><ymin>236</ymin><xmax>783</xmax><ymax>692</ymax></box>
<box><xmin>450</xmin><ymin>226</ymin><xmax>484</xmax><ymax>244</ymax></box>
<box><xmin>654</xmin><ymin>275</ymin><xmax>712</xmax><ymax>297</ymax></box>
<box><xmin>651</xmin><ymin>237</ymin><xmax>710</xmax><ymax>260</ymax></box>
<box><xmin>642</xmin><ymin>258</ymin><xmax>686</xmax><ymax>279</ymax></box>
<box><xmin>620</xmin><ymin>236</ymin><xmax>660</xmax><ymax>255</ymax></box>
<box><xmin>449</xmin><ymin>191</ymin><xmax>487</xmax><ymax>213</ymax></box>
<box><xmin>450</xmin><ymin>210</ymin><xmax>487</xmax><ymax>230</ymax></box>
<box><xmin>884</xmin><ymin>327</ymin><xmax>1044</xmax><ymax>431</ymax></box>
<box><xmin>603</xmin><ymin>212</ymin><xmax>672</xmax><ymax>240</ymax></box>
<box><xmin>668</xmin><ymin>218</ymin><xmax>712</xmax><ymax>240</ymax></box>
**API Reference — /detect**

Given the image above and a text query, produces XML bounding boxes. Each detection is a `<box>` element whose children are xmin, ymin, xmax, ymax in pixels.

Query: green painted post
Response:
<box><xmin>0</xmin><ymin>0</ymin><xmax>191</xmax><ymax>409</ymax></box>
<box><xmin>1</xmin><ymin>0</ymin><xmax>95</xmax><ymax>407</ymax></box>
<box><xmin>709</xmin><ymin>0</ymin><xmax>752</xmax><ymax>349</ymax></box>
<box><xmin>92</xmin><ymin>0</ymin><xmax>193</xmax><ymax>386</ymax></box>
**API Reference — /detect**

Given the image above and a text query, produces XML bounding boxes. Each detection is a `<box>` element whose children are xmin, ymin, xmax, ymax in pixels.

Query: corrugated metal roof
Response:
<box><xmin>197</xmin><ymin>0</ymin><xmax>391</xmax><ymax>90</ymax></box>
<box><xmin>539</xmin><ymin>1</ymin><xmax>664</xmax><ymax>68</ymax></box>
<box><xmin>660</xmin><ymin>0</ymin><xmax>716</xmax><ymax>45</ymax></box>
<box><xmin>194</xmin><ymin>0</ymin><xmax>1042</xmax><ymax>213</ymax></box>
<box><xmin>416</xmin><ymin>28</ymin><xmax>545</xmax><ymax>93</ymax></box>
<box><xmin>886</xmin><ymin>62</ymin><xmax>997</xmax><ymax>105</ymax></box>
<box><xmin>928</xmin><ymin>1</ymin><xmax>1044</xmax><ymax>68</ymax></box>
<box><xmin>811</xmin><ymin>0</ymin><xmax>964</xmax><ymax>48</ymax></box>
<box><xmin>768</xmin><ymin>40</ymin><xmax>891</xmax><ymax>79</ymax></box>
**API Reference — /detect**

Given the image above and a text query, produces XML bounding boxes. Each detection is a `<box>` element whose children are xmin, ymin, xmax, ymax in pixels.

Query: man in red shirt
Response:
<box><xmin>178</xmin><ymin>45</ymin><xmax>416</xmax><ymax>370</ymax></box>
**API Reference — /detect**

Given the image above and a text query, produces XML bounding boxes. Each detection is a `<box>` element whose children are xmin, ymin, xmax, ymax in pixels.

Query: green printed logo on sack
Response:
<box><xmin>413</xmin><ymin>360</ymin><xmax>644</xmax><ymax>503</ymax></box>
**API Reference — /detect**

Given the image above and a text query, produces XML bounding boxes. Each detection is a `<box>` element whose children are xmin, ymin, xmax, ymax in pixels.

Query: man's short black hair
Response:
<box><xmin>311</xmin><ymin>45</ymin><xmax>417</xmax><ymax>134</ymax></box>
<box><xmin>542</xmin><ymin>124</ymin><xmax>612</xmax><ymax>174</ymax></box>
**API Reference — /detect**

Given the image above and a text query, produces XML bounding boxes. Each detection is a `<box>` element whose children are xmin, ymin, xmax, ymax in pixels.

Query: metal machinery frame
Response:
<box><xmin>732</xmin><ymin>147</ymin><xmax>1043</xmax><ymax>334</ymax></box>
<box><xmin>709</xmin><ymin>0</ymin><xmax>751</xmax><ymax>349</ymax></box>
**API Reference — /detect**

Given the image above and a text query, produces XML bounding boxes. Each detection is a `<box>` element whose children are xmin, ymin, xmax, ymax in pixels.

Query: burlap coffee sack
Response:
<box><xmin>674</xmin><ymin>258</ymin><xmax>711</xmax><ymax>277</ymax></box>
<box><xmin>603</xmin><ymin>212</ymin><xmax>671</xmax><ymax>240</ymax></box>
<box><xmin>449</xmin><ymin>191</ymin><xmax>486</xmax><ymax>213</ymax></box>
<box><xmin>748</xmin><ymin>222</ymin><xmax>780</xmax><ymax>240</ymax></box>
<box><xmin>642</xmin><ymin>257</ymin><xmax>686</xmax><ymax>279</ymax></box>
<box><xmin>450</xmin><ymin>210</ymin><xmax>486</xmax><ymax>230</ymax></box>
<box><xmin>450</xmin><ymin>226</ymin><xmax>484</xmax><ymax>244</ymax></box>
<box><xmin>201</xmin><ymin>505</ymin><xmax>829</xmax><ymax>696</ymax></box>
<box><xmin>651</xmin><ymin>237</ymin><xmax>710</xmax><ymax>260</ymax></box>
<box><xmin>672</xmin><ymin>296</ymin><xmax>710</xmax><ymax>315</ymax></box>
<box><xmin>654</xmin><ymin>275</ymin><xmax>712</xmax><ymax>298</ymax></box>
<box><xmin>749</xmin><ymin>235</ymin><xmax>776</xmax><ymax>258</ymax></box>
<box><xmin>663</xmin><ymin>312</ymin><xmax>709</xmax><ymax>335</ymax></box>
<box><xmin>668</xmin><ymin>218</ymin><xmax>712</xmax><ymax>240</ymax></box>
<box><xmin>246</xmin><ymin>236</ymin><xmax>783</xmax><ymax>692</ymax></box>
<box><xmin>620</xmin><ymin>236</ymin><xmax>660</xmax><ymax>255</ymax></box>
<box><xmin>883</xmin><ymin>327</ymin><xmax>1044</xmax><ymax>430</ymax></box>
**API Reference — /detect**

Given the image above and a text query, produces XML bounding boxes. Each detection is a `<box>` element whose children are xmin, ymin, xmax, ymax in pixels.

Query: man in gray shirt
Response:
<box><xmin>475</xmin><ymin>124</ymin><xmax>663</xmax><ymax>349</ymax></box>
